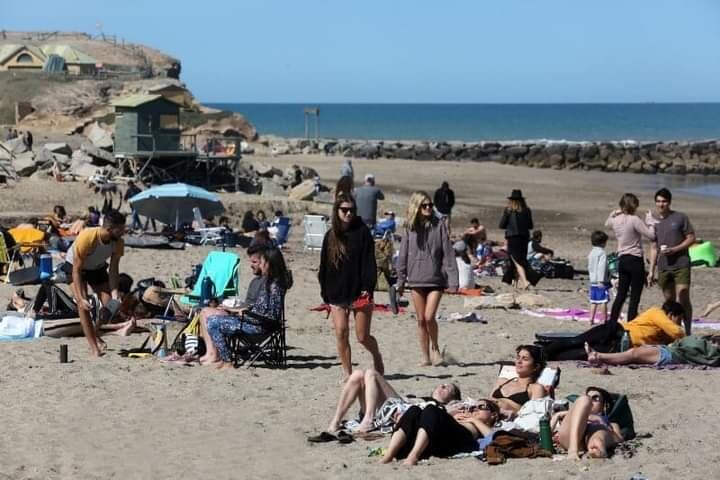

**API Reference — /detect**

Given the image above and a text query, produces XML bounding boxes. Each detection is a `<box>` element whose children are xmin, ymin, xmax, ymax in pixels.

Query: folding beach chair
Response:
<box><xmin>190</xmin><ymin>207</ymin><xmax>226</xmax><ymax>246</ymax></box>
<box><xmin>303</xmin><ymin>214</ymin><xmax>328</xmax><ymax>251</ymax></box>
<box><xmin>497</xmin><ymin>363</ymin><xmax>561</xmax><ymax>397</ymax></box>
<box><xmin>226</xmin><ymin>296</ymin><xmax>287</xmax><ymax>368</ymax></box>
<box><xmin>179</xmin><ymin>251</ymin><xmax>240</xmax><ymax>306</ymax></box>
<box><xmin>0</xmin><ymin>233</ymin><xmax>10</xmax><ymax>278</ymax></box>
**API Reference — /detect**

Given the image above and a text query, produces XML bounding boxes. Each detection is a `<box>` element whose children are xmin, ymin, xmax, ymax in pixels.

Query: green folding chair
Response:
<box><xmin>180</xmin><ymin>251</ymin><xmax>240</xmax><ymax>306</ymax></box>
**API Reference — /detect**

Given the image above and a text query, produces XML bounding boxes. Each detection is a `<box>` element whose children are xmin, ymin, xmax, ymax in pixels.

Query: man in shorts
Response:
<box><xmin>65</xmin><ymin>210</ymin><xmax>127</xmax><ymax>357</ymax></box>
<box><xmin>646</xmin><ymin>188</ymin><xmax>695</xmax><ymax>334</ymax></box>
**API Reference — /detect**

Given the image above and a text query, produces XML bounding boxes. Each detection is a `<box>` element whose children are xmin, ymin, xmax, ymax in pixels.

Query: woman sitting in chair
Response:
<box><xmin>202</xmin><ymin>247</ymin><xmax>291</xmax><ymax>369</ymax></box>
<box><xmin>551</xmin><ymin>386</ymin><xmax>624</xmax><ymax>459</ymax></box>
<box><xmin>488</xmin><ymin>345</ymin><xmax>548</xmax><ymax>417</ymax></box>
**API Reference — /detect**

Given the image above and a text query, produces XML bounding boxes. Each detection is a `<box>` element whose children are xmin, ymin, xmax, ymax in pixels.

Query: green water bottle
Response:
<box><xmin>539</xmin><ymin>415</ymin><xmax>554</xmax><ymax>453</ymax></box>
<box><xmin>620</xmin><ymin>330</ymin><xmax>631</xmax><ymax>352</ymax></box>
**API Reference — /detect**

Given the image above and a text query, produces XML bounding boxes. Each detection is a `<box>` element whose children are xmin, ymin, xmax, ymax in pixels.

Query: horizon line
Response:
<box><xmin>202</xmin><ymin>101</ymin><xmax>720</xmax><ymax>106</ymax></box>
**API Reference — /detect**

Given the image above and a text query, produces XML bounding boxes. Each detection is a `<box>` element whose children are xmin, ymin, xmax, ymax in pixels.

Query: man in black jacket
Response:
<box><xmin>433</xmin><ymin>181</ymin><xmax>455</xmax><ymax>227</ymax></box>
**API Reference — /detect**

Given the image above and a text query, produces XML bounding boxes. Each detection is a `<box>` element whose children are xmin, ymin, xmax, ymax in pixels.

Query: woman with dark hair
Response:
<box><xmin>397</xmin><ymin>191</ymin><xmax>458</xmax><ymax>367</ymax></box>
<box><xmin>605</xmin><ymin>193</ymin><xmax>655</xmax><ymax>323</ymax></box>
<box><xmin>335</xmin><ymin>175</ymin><xmax>354</xmax><ymax>199</ymax></box>
<box><xmin>499</xmin><ymin>189</ymin><xmax>540</xmax><ymax>289</ymax></box>
<box><xmin>488</xmin><ymin>345</ymin><xmax>547</xmax><ymax>414</ymax></box>
<box><xmin>381</xmin><ymin>396</ymin><xmax>499</xmax><ymax>465</ymax></box>
<box><xmin>204</xmin><ymin>247</ymin><xmax>292</xmax><ymax>369</ymax></box>
<box><xmin>241</xmin><ymin>210</ymin><xmax>260</xmax><ymax>233</ymax></box>
<box><xmin>551</xmin><ymin>386</ymin><xmax>624</xmax><ymax>459</ymax></box>
<box><xmin>318</xmin><ymin>194</ymin><xmax>384</xmax><ymax>379</ymax></box>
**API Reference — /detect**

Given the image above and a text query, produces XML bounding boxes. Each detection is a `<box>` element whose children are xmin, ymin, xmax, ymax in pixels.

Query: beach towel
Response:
<box><xmin>0</xmin><ymin>315</ymin><xmax>43</xmax><ymax>340</ymax></box>
<box><xmin>522</xmin><ymin>307</ymin><xmax>720</xmax><ymax>330</ymax></box>
<box><xmin>575</xmin><ymin>360</ymin><xmax>720</xmax><ymax>371</ymax></box>
<box><xmin>446</xmin><ymin>288</ymin><xmax>486</xmax><ymax>297</ymax></box>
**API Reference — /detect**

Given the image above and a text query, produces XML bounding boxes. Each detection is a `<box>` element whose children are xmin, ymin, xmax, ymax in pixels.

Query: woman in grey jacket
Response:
<box><xmin>397</xmin><ymin>191</ymin><xmax>459</xmax><ymax>366</ymax></box>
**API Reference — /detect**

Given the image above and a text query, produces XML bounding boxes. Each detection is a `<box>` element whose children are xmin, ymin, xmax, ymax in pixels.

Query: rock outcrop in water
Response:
<box><xmin>255</xmin><ymin>137</ymin><xmax>720</xmax><ymax>175</ymax></box>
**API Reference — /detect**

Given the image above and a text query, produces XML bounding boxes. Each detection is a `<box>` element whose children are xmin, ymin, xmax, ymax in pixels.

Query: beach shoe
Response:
<box><xmin>307</xmin><ymin>431</ymin><xmax>338</xmax><ymax>443</ymax></box>
<box><xmin>336</xmin><ymin>431</ymin><xmax>355</xmax><ymax>444</ymax></box>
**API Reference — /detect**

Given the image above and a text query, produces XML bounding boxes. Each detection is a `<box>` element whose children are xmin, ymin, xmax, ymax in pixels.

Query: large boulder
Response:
<box><xmin>81</xmin><ymin>143</ymin><xmax>116</xmax><ymax>166</ymax></box>
<box><xmin>288</xmin><ymin>179</ymin><xmax>316</xmax><ymax>201</ymax></box>
<box><xmin>83</xmin><ymin>122</ymin><xmax>114</xmax><ymax>150</ymax></box>
<box><xmin>259</xmin><ymin>179</ymin><xmax>287</xmax><ymax>197</ymax></box>
<box><xmin>43</xmin><ymin>142</ymin><xmax>73</xmax><ymax>156</ymax></box>
<box><xmin>300</xmin><ymin>166</ymin><xmax>319</xmax><ymax>179</ymax></box>
<box><xmin>185</xmin><ymin>112</ymin><xmax>257</xmax><ymax>142</ymax></box>
<box><xmin>252</xmin><ymin>161</ymin><xmax>282</xmax><ymax>178</ymax></box>
<box><xmin>12</xmin><ymin>151</ymin><xmax>38</xmax><ymax>176</ymax></box>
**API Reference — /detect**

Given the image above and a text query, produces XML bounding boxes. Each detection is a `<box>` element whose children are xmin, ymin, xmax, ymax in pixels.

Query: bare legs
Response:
<box><xmin>331</xmin><ymin>305</ymin><xmax>385</xmax><ymax>380</ymax></box>
<box><xmin>198</xmin><ymin>307</ymin><xmax>224</xmax><ymax>365</ymax></box>
<box><xmin>557</xmin><ymin>395</ymin><xmax>592</xmax><ymax>459</ymax></box>
<box><xmin>411</xmin><ymin>289</ymin><xmax>443</xmax><ymax>366</ymax></box>
<box><xmin>511</xmin><ymin>257</ymin><xmax>530</xmax><ymax>290</ymax></box>
<box><xmin>662</xmin><ymin>282</ymin><xmax>692</xmax><ymax>335</ymax></box>
<box><xmin>589</xmin><ymin>302</ymin><xmax>607</xmax><ymax>325</ymax></box>
<box><xmin>327</xmin><ymin>369</ymin><xmax>398</xmax><ymax>433</ymax></box>
<box><xmin>585</xmin><ymin>342</ymin><xmax>661</xmax><ymax>366</ymax></box>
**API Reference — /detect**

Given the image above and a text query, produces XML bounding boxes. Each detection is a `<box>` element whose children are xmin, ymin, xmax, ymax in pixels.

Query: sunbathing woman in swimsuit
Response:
<box><xmin>489</xmin><ymin>345</ymin><xmax>547</xmax><ymax>416</ymax></box>
<box><xmin>551</xmin><ymin>386</ymin><xmax>623</xmax><ymax>459</ymax></box>
<box><xmin>381</xmin><ymin>398</ymin><xmax>500</xmax><ymax>465</ymax></box>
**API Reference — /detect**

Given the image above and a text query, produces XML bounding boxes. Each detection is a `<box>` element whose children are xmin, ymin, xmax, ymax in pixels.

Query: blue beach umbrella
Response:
<box><xmin>128</xmin><ymin>183</ymin><xmax>224</xmax><ymax>229</ymax></box>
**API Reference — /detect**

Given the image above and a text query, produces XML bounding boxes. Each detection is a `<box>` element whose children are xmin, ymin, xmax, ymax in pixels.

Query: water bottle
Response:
<box><xmin>200</xmin><ymin>277</ymin><xmax>215</xmax><ymax>306</ymax></box>
<box><xmin>538</xmin><ymin>415</ymin><xmax>554</xmax><ymax>453</ymax></box>
<box><xmin>620</xmin><ymin>330</ymin><xmax>631</xmax><ymax>352</ymax></box>
<box><xmin>39</xmin><ymin>254</ymin><xmax>53</xmax><ymax>280</ymax></box>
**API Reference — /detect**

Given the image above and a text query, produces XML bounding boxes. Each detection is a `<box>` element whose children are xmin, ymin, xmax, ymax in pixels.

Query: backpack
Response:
<box><xmin>485</xmin><ymin>431</ymin><xmax>553</xmax><ymax>465</ymax></box>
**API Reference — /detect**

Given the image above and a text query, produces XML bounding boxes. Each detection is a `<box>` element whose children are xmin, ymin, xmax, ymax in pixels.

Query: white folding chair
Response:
<box><xmin>192</xmin><ymin>207</ymin><xmax>225</xmax><ymax>245</ymax></box>
<box><xmin>303</xmin><ymin>215</ymin><xmax>328</xmax><ymax>251</ymax></box>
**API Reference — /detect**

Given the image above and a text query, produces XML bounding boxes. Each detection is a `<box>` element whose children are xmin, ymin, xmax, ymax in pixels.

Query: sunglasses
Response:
<box><xmin>589</xmin><ymin>394</ymin><xmax>603</xmax><ymax>402</ymax></box>
<box><xmin>420</xmin><ymin>202</ymin><xmax>434</xmax><ymax>209</ymax></box>
<box><xmin>338</xmin><ymin>207</ymin><xmax>355</xmax><ymax>214</ymax></box>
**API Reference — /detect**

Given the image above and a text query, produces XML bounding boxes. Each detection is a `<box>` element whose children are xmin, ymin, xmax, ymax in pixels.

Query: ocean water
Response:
<box><xmin>208</xmin><ymin>103</ymin><xmax>720</xmax><ymax>143</ymax></box>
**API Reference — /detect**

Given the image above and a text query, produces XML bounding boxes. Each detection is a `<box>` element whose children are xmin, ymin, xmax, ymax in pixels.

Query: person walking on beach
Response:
<box><xmin>123</xmin><ymin>180</ymin><xmax>143</xmax><ymax>231</ymax></box>
<box><xmin>340</xmin><ymin>159</ymin><xmax>354</xmax><ymax>183</ymax></box>
<box><xmin>63</xmin><ymin>210</ymin><xmax>127</xmax><ymax>357</ymax></box>
<box><xmin>605</xmin><ymin>193</ymin><xmax>655</xmax><ymax>323</ymax></box>
<box><xmin>319</xmin><ymin>194</ymin><xmax>384</xmax><ymax>380</ymax></box>
<box><xmin>355</xmin><ymin>173</ymin><xmax>384</xmax><ymax>229</ymax></box>
<box><xmin>397</xmin><ymin>191</ymin><xmax>459</xmax><ymax>366</ymax></box>
<box><xmin>433</xmin><ymin>181</ymin><xmax>455</xmax><ymax>227</ymax></box>
<box><xmin>646</xmin><ymin>188</ymin><xmax>695</xmax><ymax>334</ymax></box>
<box><xmin>499</xmin><ymin>189</ymin><xmax>540</xmax><ymax>289</ymax></box>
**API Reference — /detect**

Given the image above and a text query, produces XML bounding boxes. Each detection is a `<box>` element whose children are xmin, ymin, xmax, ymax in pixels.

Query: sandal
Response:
<box><xmin>307</xmin><ymin>431</ymin><xmax>337</xmax><ymax>443</ymax></box>
<box><xmin>336</xmin><ymin>431</ymin><xmax>355</xmax><ymax>444</ymax></box>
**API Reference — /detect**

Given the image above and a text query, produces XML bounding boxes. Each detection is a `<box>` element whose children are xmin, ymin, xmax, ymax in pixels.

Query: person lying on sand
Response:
<box><xmin>551</xmin><ymin>386</ymin><xmax>624</xmax><ymax>460</ymax></box>
<box><xmin>309</xmin><ymin>368</ymin><xmax>461</xmax><ymax>443</ymax></box>
<box><xmin>585</xmin><ymin>335</ymin><xmax>720</xmax><ymax>368</ymax></box>
<box><xmin>381</xmin><ymin>397</ymin><xmax>499</xmax><ymax>465</ymax></box>
<box><xmin>488</xmin><ymin>345</ymin><xmax>547</xmax><ymax>417</ymax></box>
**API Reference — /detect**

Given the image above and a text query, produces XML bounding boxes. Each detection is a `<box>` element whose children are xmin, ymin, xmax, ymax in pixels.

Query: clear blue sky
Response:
<box><xmin>2</xmin><ymin>0</ymin><xmax>720</xmax><ymax>103</ymax></box>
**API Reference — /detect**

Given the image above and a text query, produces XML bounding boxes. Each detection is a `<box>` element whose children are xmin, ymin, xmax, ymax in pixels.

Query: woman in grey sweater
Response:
<box><xmin>397</xmin><ymin>191</ymin><xmax>459</xmax><ymax>366</ymax></box>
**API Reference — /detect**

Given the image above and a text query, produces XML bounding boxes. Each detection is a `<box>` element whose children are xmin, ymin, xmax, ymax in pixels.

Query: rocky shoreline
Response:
<box><xmin>256</xmin><ymin>137</ymin><xmax>720</xmax><ymax>175</ymax></box>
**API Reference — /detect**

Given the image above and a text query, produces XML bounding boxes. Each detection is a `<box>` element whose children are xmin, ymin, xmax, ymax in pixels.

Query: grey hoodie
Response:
<box><xmin>397</xmin><ymin>219</ymin><xmax>459</xmax><ymax>290</ymax></box>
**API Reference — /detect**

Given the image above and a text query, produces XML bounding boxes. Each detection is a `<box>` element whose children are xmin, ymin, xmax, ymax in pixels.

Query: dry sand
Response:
<box><xmin>1</xmin><ymin>156</ymin><xmax>719</xmax><ymax>480</ymax></box>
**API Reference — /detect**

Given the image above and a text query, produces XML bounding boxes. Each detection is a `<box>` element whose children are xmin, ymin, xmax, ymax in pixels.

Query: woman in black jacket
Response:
<box><xmin>319</xmin><ymin>194</ymin><xmax>384</xmax><ymax>380</ymax></box>
<box><xmin>499</xmin><ymin>189</ymin><xmax>541</xmax><ymax>289</ymax></box>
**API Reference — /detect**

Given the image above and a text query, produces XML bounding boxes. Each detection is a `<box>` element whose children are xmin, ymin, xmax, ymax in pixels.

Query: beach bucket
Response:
<box><xmin>39</xmin><ymin>254</ymin><xmax>53</xmax><ymax>280</ymax></box>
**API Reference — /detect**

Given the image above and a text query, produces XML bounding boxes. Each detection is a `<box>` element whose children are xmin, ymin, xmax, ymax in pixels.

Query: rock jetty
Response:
<box><xmin>256</xmin><ymin>137</ymin><xmax>720</xmax><ymax>175</ymax></box>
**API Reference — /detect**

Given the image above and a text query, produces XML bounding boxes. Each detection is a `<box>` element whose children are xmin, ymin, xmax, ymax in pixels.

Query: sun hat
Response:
<box><xmin>507</xmin><ymin>189</ymin><xmax>524</xmax><ymax>200</ymax></box>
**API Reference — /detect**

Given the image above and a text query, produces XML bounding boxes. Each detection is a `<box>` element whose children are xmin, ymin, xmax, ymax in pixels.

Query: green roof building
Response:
<box><xmin>112</xmin><ymin>94</ymin><xmax>186</xmax><ymax>156</ymax></box>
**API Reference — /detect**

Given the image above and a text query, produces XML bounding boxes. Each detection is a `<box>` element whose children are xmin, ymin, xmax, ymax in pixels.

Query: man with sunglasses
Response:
<box><xmin>64</xmin><ymin>210</ymin><xmax>127</xmax><ymax>357</ymax></box>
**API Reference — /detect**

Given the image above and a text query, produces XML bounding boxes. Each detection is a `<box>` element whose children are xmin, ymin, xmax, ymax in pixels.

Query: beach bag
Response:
<box><xmin>513</xmin><ymin>397</ymin><xmax>553</xmax><ymax>433</ymax></box>
<box><xmin>173</xmin><ymin>314</ymin><xmax>205</xmax><ymax>356</ymax></box>
<box><xmin>373</xmin><ymin>397</ymin><xmax>410</xmax><ymax>430</ymax></box>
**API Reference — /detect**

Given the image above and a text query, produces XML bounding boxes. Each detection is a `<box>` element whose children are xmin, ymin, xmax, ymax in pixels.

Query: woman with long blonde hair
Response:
<box><xmin>319</xmin><ymin>194</ymin><xmax>384</xmax><ymax>380</ymax></box>
<box><xmin>397</xmin><ymin>191</ymin><xmax>458</xmax><ymax>366</ymax></box>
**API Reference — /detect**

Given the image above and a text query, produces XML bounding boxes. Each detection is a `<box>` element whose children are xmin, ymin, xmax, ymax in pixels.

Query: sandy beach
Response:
<box><xmin>1</xmin><ymin>155</ymin><xmax>720</xmax><ymax>480</ymax></box>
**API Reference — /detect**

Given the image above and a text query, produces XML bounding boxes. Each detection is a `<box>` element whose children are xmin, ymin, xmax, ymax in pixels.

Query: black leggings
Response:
<box><xmin>610</xmin><ymin>255</ymin><xmax>645</xmax><ymax>323</ymax></box>
<box><xmin>542</xmin><ymin>322</ymin><xmax>622</xmax><ymax>360</ymax></box>
<box><xmin>395</xmin><ymin>404</ymin><xmax>477</xmax><ymax>459</ymax></box>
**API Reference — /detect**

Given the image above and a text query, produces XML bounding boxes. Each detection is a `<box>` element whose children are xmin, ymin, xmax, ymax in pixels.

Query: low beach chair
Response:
<box><xmin>303</xmin><ymin>214</ymin><xmax>327</xmax><ymax>251</ymax></box>
<box><xmin>179</xmin><ymin>251</ymin><xmax>240</xmax><ymax>306</ymax></box>
<box><xmin>191</xmin><ymin>207</ymin><xmax>225</xmax><ymax>245</ymax></box>
<box><xmin>226</xmin><ymin>296</ymin><xmax>287</xmax><ymax>368</ymax></box>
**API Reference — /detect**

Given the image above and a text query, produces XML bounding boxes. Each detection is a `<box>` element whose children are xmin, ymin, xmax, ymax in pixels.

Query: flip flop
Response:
<box><xmin>307</xmin><ymin>431</ymin><xmax>337</xmax><ymax>443</ymax></box>
<box><xmin>336</xmin><ymin>431</ymin><xmax>355</xmax><ymax>444</ymax></box>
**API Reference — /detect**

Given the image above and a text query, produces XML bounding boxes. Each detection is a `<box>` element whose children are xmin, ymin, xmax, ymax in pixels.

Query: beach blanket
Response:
<box><xmin>310</xmin><ymin>303</ymin><xmax>406</xmax><ymax>314</ymax></box>
<box><xmin>446</xmin><ymin>288</ymin><xmax>486</xmax><ymax>297</ymax></box>
<box><xmin>0</xmin><ymin>315</ymin><xmax>43</xmax><ymax>340</ymax></box>
<box><xmin>575</xmin><ymin>360</ymin><xmax>720</xmax><ymax>371</ymax></box>
<box><xmin>521</xmin><ymin>307</ymin><xmax>720</xmax><ymax>330</ymax></box>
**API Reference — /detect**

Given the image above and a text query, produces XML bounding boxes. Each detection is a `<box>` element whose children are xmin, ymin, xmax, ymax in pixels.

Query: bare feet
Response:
<box><xmin>584</xmin><ymin>342</ymin><xmax>600</xmax><ymax>365</ymax></box>
<box><xmin>214</xmin><ymin>361</ymin><xmax>234</xmax><ymax>370</ymax></box>
<box><xmin>566</xmin><ymin>450</ymin><xmax>582</xmax><ymax>461</ymax></box>
<box><xmin>418</xmin><ymin>359</ymin><xmax>431</xmax><ymax>367</ymax></box>
<box><xmin>430</xmin><ymin>347</ymin><xmax>445</xmax><ymax>366</ymax></box>
<box><xmin>199</xmin><ymin>355</ymin><xmax>219</xmax><ymax>366</ymax></box>
<box><xmin>357</xmin><ymin>419</ymin><xmax>375</xmax><ymax>433</ymax></box>
<box><xmin>115</xmin><ymin>319</ymin><xmax>136</xmax><ymax>336</ymax></box>
<box><xmin>402</xmin><ymin>455</ymin><xmax>419</xmax><ymax>466</ymax></box>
